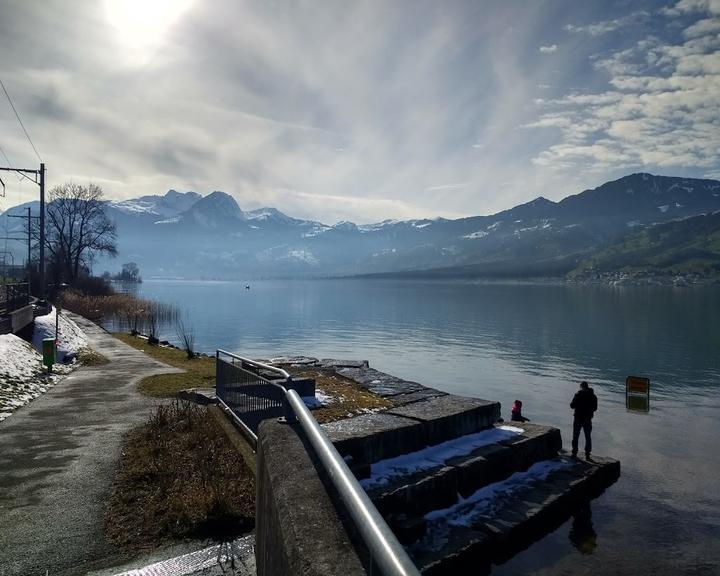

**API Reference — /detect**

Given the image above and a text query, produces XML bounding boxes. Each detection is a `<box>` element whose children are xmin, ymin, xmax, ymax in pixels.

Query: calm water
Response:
<box><xmin>136</xmin><ymin>279</ymin><xmax>719</xmax><ymax>575</ymax></box>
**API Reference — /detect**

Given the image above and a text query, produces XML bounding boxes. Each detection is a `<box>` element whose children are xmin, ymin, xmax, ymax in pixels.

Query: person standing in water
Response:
<box><xmin>511</xmin><ymin>399</ymin><xmax>530</xmax><ymax>423</ymax></box>
<box><xmin>571</xmin><ymin>381</ymin><xmax>598</xmax><ymax>459</ymax></box>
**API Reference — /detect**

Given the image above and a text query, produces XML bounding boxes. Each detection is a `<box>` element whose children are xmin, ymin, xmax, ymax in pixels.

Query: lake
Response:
<box><xmin>133</xmin><ymin>279</ymin><xmax>720</xmax><ymax>575</ymax></box>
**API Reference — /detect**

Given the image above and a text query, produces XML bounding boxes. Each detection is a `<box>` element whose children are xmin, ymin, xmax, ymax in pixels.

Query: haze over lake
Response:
<box><xmin>129</xmin><ymin>278</ymin><xmax>719</xmax><ymax>575</ymax></box>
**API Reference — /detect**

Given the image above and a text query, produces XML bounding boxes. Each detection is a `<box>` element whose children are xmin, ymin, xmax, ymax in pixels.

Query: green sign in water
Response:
<box><xmin>42</xmin><ymin>338</ymin><xmax>56</xmax><ymax>371</ymax></box>
<box><xmin>626</xmin><ymin>375</ymin><xmax>650</xmax><ymax>412</ymax></box>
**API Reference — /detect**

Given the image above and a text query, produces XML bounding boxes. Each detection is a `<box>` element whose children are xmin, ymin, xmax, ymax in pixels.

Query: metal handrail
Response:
<box><xmin>217</xmin><ymin>349</ymin><xmax>291</xmax><ymax>380</ymax></box>
<box><xmin>216</xmin><ymin>350</ymin><xmax>420</xmax><ymax>576</ymax></box>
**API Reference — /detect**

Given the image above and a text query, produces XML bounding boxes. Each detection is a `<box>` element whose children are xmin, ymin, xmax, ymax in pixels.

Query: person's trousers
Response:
<box><xmin>572</xmin><ymin>418</ymin><xmax>592</xmax><ymax>455</ymax></box>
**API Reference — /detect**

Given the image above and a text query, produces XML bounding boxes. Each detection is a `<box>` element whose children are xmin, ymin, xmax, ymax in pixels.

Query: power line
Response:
<box><xmin>0</xmin><ymin>77</ymin><xmax>43</xmax><ymax>162</ymax></box>
<box><xmin>0</xmin><ymin>142</ymin><xmax>12</xmax><ymax>166</ymax></box>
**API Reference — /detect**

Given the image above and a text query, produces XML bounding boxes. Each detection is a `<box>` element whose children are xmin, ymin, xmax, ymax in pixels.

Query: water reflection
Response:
<box><xmin>569</xmin><ymin>503</ymin><xmax>597</xmax><ymax>555</ymax></box>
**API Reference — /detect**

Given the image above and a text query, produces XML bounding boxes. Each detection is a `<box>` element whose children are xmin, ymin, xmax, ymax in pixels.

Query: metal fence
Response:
<box><xmin>0</xmin><ymin>282</ymin><xmax>29</xmax><ymax>314</ymax></box>
<box><xmin>214</xmin><ymin>349</ymin><xmax>420</xmax><ymax>576</ymax></box>
<box><xmin>215</xmin><ymin>350</ymin><xmax>292</xmax><ymax>442</ymax></box>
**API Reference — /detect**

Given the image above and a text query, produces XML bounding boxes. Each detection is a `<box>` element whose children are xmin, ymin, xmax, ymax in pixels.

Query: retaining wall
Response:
<box><xmin>256</xmin><ymin>419</ymin><xmax>367</xmax><ymax>576</ymax></box>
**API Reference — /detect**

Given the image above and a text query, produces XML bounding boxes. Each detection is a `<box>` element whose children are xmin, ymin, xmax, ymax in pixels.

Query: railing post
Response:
<box><xmin>284</xmin><ymin>376</ymin><xmax>297</xmax><ymax>423</ymax></box>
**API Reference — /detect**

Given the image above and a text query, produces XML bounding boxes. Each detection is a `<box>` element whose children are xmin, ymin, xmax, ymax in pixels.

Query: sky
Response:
<box><xmin>0</xmin><ymin>0</ymin><xmax>718</xmax><ymax>224</ymax></box>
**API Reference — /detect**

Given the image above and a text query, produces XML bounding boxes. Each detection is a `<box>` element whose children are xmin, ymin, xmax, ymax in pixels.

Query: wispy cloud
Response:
<box><xmin>424</xmin><ymin>182</ymin><xmax>471</xmax><ymax>192</ymax></box>
<box><xmin>565</xmin><ymin>11</ymin><xmax>649</xmax><ymax>36</ymax></box>
<box><xmin>527</xmin><ymin>3</ymin><xmax>720</xmax><ymax>175</ymax></box>
<box><xmin>539</xmin><ymin>44</ymin><xmax>558</xmax><ymax>54</ymax></box>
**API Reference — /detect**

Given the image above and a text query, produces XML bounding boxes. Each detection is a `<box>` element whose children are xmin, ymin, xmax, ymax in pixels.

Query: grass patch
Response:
<box><xmin>289</xmin><ymin>368</ymin><xmax>392</xmax><ymax>424</ymax></box>
<box><xmin>138</xmin><ymin>372</ymin><xmax>215</xmax><ymax>397</ymax></box>
<box><xmin>113</xmin><ymin>333</ymin><xmax>215</xmax><ymax>397</ymax></box>
<box><xmin>105</xmin><ymin>401</ymin><xmax>255</xmax><ymax>552</ymax></box>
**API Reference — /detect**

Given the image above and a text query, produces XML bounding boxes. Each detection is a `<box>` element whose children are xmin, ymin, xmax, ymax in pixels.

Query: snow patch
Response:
<box><xmin>154</xmin><ymin>216</ymin><xmax>180</xmax><ymax>225</ymax></box>
<box><xmin>302</xmin><ymin>389</ymin><xmax>334</xmax><ymax>409</ymax></box>
<box><xmin>110</xmin><ymin>200</ymin><xmax>160</xmax><ymax>216</ymax></box>
<box><xmin>0</xmin><ymin>321</ymin><xmax>79</xmax><ymax>421</ymax></box>
<box><xmin>32</xmin><ymin>307</ymin><xmax>87</xmax><ymax>361</ymax></box>
<box><xmin>658</xmin><ymin>205</ymin><xmax>669</xmax><ymax>213</ymax></box>
<box><xmin>360</xmin><ymin>426</ymin><xmax>523</xmax><ymax>490</ymax></box>
<box><xmin>487</xmin><ymin>221</ymin><xmax>502</xmax><ymax>231</ymax></box>
<box><xmin>415</xmin><ymin>459</ymin><xmax>573</xmax><ymax>551</ymax></box>
<box><xmin>626</xmin><ymin>220</ymin><xmax>641</xmax><ymax>227</ymax></box>
<box><xmin>0</xmin><ymin>334</ymin><xmax>44</xmax><ymax>381</ymax></box>
<box><xmin>286</xmin><ymin>249</ymin><xmax>319</xmax><ymax>265</ymax></box>
<box><xmin>302</xmin><ymin>225</ymin><xmax>331</xmax><ymax>238</ymax></box>
<box><xmin>463</xmin><ymin>230</ymin><xmax>489</xmax><ymax>239</ymax></box>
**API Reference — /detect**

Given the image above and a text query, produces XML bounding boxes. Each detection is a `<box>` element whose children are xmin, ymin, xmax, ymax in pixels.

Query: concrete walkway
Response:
<box><xmin>0</xmin><ymin>314</ymin><xmax>181</xmax><ymax>576</ymax></box>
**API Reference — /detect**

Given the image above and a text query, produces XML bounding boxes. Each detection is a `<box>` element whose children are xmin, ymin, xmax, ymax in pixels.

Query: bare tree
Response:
<box><xmin>35</xmin><ymin>182</ymin><xmax>117</xmax><ymax>284</ymax></box>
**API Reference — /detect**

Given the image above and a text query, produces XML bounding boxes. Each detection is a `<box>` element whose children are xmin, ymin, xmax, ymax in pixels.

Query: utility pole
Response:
<box><xmin>0</xmin><ymin>162</ymin><xmax>46</xmax><ymax>300</ymax></box>
<box><xmin>8</xmin><ymin>206</ymin><xmax>39</xmax><ymax>271</ymax></box>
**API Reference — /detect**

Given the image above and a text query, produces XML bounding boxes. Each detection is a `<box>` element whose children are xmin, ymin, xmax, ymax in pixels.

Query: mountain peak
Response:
<box><xmin>184</xmin><ymin>190</ymin><xmax>244</xmax><ymax>228</ymax></box>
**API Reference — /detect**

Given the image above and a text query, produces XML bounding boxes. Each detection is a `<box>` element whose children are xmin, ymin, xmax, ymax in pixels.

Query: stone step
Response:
<box><xmin>408</xmin><ymin>455</ymin><xmax>620</xmax><ymax>575</ymax></box>
<box><xmin>366</xmin><ymin>423</ymin><xmax>561</xmax><ymax>519</ymax></box>
<box><xmin>322</xmin><ymin>395</ymin><xmax>501</xmax><ymax>471</ymax></box>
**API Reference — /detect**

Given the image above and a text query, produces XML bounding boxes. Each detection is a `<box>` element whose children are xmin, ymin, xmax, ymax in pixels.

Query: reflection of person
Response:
<box><xmin>571</xmin><ymin>381</ymin><xmax>597</xmax><ymax>459</ymax></box>
<box><xmin>569</xmin><ymin>502</ymin><xmax>597</xmax><ymax>555</ymax></box>
<box><xmin>510</xmin><ymin>399</ymin><xmax>530</xmax><ymax>422</ymax></box>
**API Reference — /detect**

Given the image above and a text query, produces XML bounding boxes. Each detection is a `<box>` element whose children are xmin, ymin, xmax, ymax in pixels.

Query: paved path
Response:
<box><xmin>0</xmin><ymin>314</ymin><xmax>181</xmax><ymax>576</ymax></box>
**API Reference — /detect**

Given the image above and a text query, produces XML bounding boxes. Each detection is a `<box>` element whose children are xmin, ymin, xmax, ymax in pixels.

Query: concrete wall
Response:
<box><xmin>256</xmin><ymin>419</ymin><xmax>367</xmax><ymax>576</ymax></box>
<box><xmin>10</xmin><ymin>305</ymin><xmax>33</xmax><ymax>333</ymax></box>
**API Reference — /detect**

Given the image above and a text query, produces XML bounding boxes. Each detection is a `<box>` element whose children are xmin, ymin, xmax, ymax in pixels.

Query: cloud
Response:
<box><xmin>0</xmin><ymin>1</ymin><xmax>715</xmax><ymax>224</ymax></box>
<box><xmin>527</xmin><ymin>10</ymin><xmax>720</xmax><ymax>175</ymax></box>
<box><xmin>565</xmin><ymin>11</ymin><xmax>649</xmax><ymax>36</ymax></box>
<box><xmin>662</xmin><ymin>0</ymin><xmax>720</xmax><ymax>17</ymax></box>
<box><xmin>424</xmin><ymin>182</ymin><xmax>471</xmax><ymax>192</ymax></box>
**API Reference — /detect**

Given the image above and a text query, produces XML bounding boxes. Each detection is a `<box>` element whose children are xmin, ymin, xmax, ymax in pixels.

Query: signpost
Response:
<box><xmin>626</xmin><ymin>376</ymin><xmax>650</xmax><ymax>412</ymax></box>
<box><xmin>42</xmin><ymin>337</ymin><xmax>55</xmax><ymax>372</ymax></box>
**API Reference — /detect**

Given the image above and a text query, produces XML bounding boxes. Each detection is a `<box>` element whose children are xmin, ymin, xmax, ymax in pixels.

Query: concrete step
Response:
<box><xmin>365</xmin><ymin>423</ymin><xmax>561</xmax><ymax>519</ymax></box>
<box><xmin>408</xmin><ymin>455</ymin><xmax>620</xmax><ymax>575</ymax></box>
<box><xmin>322</xmin><ymin>395</ymin><xmax>501</xmax><ymax>471</ymax></box>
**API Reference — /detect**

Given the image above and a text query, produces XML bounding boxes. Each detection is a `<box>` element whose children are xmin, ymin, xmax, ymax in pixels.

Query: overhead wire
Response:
<box><xmin>0</xmin><ymin>77</ymin><xmax>43</xmax><ymax>162</ymax></box>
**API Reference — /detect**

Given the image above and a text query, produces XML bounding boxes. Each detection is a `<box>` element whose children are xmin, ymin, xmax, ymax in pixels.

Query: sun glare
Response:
<box><xmin>104</xmin><ymin>0</ymin><xmax>193</xmax><ymax>65</ymax></box>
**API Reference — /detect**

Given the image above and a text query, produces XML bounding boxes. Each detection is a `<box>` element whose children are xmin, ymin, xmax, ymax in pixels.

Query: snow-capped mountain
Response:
<box><xmin>110</xmin><ymin>190</ymin><xmax>201</xmax><ymax>219</ymax></box>
<box><xmin>3</xmin><ymin>173</ymin><xmax>720</xmax><ymax>279</ymax></box>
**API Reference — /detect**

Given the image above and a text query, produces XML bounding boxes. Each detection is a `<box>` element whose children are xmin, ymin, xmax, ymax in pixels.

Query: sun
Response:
<box><xmin>104</xmin><ymin>0</ymin><xmax>194</xmax><ymax>65</ymax></box>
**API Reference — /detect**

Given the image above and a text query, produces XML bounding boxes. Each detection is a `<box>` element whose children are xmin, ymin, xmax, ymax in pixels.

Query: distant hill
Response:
<box><xmin>1</xmin><ymin>173</ymin><xmax>719</xmax><ymax>280</ymax></box>
<box><xmin>569</xmin><ymin>212</ymin><xmax>720</xmax><ymax>282</ymax></box>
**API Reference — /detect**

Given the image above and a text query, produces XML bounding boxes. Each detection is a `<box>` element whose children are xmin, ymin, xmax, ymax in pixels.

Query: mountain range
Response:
<box><xmin>1</xmin><ymin>173</ymin><xmax>719</xmax><ymax>281</ymax></box>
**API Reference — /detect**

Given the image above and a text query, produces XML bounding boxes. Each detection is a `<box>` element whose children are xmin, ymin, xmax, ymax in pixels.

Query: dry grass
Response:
<box><xmin>61</xmin><ymin>289</ymin><xmax>177</xmax><ymax>333</ymax></box>
<box><xmin>289</xmin><ymin>368</ymin><xmax>392</xmax><ymax>423</ymax></box>
<box><xmin>77</xmin><ymin>347</ymin><xmax>110</xmax><ymax>366</ymax></box>
<box><xmin>113</xmin><ymin>333</ymin><xmax>215</xmax><ymax>397</ymax></box>
<box><xmin>105</xmin><ymin>401</ymin><xmax>255</xmax><ymax>552</ymax></box>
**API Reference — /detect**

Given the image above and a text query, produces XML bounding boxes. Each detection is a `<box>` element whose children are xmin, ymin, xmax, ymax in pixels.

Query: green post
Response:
<box><xmin>42</xmin><ymin>337</ymin><xmax>55</xmax><ymax>372</ymax></box>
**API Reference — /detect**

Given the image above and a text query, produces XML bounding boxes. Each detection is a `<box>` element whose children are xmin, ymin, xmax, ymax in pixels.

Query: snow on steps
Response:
<box><xmin>363</xmin><ymin>422</ymin><xmax>562</xmax><ymax>519</ymax></box>
<box><xmin>410</xmin><ymin>455</ymin><xmax>620</xmax><ymax>575</ymax></box>
<box><xmin>322</xmin><ymin>395</ymin><xmax>501</xmax><ymax>474</ymax></box>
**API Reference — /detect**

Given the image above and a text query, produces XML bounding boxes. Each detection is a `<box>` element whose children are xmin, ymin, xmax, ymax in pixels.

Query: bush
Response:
<box><xmin>105</xmin><ymin>401</ymin><xmax>255</xmax><ymax>550</ymax></box>
<box><xmin>73</xmin><ymin>274</ymin><xmax>114</xmax><ymax>296</ymax></box>
<box><xmin>175</xmin><ymin>316</ymin><xmax>196</xmax><ymax>359</ymax></box>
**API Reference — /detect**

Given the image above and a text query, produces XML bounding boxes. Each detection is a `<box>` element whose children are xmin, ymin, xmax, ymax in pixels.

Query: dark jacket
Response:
<box><xmin>571</xmin><ymin>388</ymin><xmax>597</xmax><ymax>421</ymax></box>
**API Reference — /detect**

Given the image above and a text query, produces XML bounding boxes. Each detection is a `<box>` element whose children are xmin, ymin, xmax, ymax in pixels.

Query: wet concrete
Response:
<box><xmin>0</xmin><ymin>314</ymin><xmax>182</xmax><ymax>576</ymax></box>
